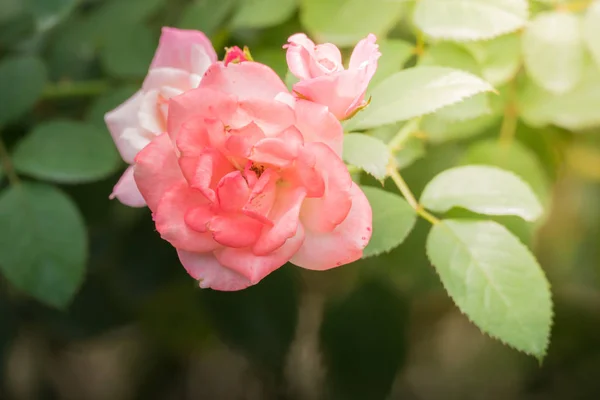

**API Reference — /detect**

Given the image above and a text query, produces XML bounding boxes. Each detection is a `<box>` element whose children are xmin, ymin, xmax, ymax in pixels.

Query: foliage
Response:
<box><xmin>1</xmin><ymin>0</ymin><xmax>600</xmax><ymax>398</ymax></box>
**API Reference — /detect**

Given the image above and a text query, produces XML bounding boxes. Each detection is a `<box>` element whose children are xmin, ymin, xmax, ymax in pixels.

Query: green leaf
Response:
<box><xmin>583</xmin><ymin>1</ymin><xmax>600</xmax><ymax>69</ymax></box>
<box><xmin>370</xmin><ymin>39</ymin><xmax>414</xmax><ymax>87</ymax></box>
<box><xmin>460</xmin><ymin>140</ymin><xmax>550</xmax><ymax>203</ymax></box>
<box><xmin>178</xmin><ymin>0</ymin><xmax>236</xmax><ymax>35</ymax></box>
<box><xmin>300</xmin><ymin>0</ymin><xmax>407</xmax><ymax>47</ymax></box>
<box><xmin>522</xmin><ymin>11</ymin><xmax>584</xmax><ymax>94</ymax></box>
<box><xmin>0</xmin><ymin>56</ymin><xmax>47</xmax><ymax>126</ymax></box>
<box><xmin>414</xmin><ymin>0</ymin><xmax>528</xmax><ymax>41</ymax></box>
<box><xmin>426</xmin><ymin>219</ymin><xmax>552</xmax><ymax>358</ymax></box>
<box><xmin>346</xmin><ymin>66</ymin><xmax>494</xmax><ymax>130</ymax></box>
<box><xmin>420</xmin><ymin>165</ymin><xmax>543</xmax><ymax>221</ymax></box>
<box><xmin>0</xmin><ymin>183</ymin><xmax>87</xmax><ymax>308</ymax></box>
<box><xmin>27</xmin><ymin>0</ymin><xmax>77</xmax><ymax>32</ymax></box>
<box><xmin>252</xmin><ymin>47</ymin><xmax>288</xmax><ymax>79</ymax></box>
<box><xmin>0</xmin><ymin>0</ymin><xmax>23</xmax><ymax>24</ymax></box>
<box><xmin>343</xmin><ymin>134</ymin><xmax>390</xmax><ymax>180</ymax></box>
<box><xmin>421</xmin><ymin>112</ymin><xmax>500</xmax><ymax>143</ymax></box>
<box><xmin>368</xmin><ymin>123</ymin><xmax>426</xmax><ymax>170</ymax></box>
<box><xmin>13</xmin><ymin>120</ymin><xmax>121</xmax><ymax>183</ymax></box>
<box><xmin>361</xmin><ymin>186</ymin><xmax>417</xmax><ymax>258</ymax></box>
<box><xmin>462</xmin><ymin>34</ymin><xmax>521</xmax><ymax>86</ymax></box>
<box><xmin>231</xmin><ymin>0</ymin><xmax>296</xmax><ymax>29</ymax></box>
<box><xmin>518</xmin><ymin>64</ymin><xmax>600</xmax><ymax>130</ymax></box>
<box><xmin>100</xmin><ymin>23</ymin><xmax>156</xmax><ymax>79</ymax></box>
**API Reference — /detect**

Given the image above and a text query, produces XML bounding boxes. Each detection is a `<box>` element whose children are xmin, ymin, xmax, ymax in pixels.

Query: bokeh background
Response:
<box><xmin>1</xmin><ymin>0</ymin><xmax>600</xmax><ymax>399</ymax></box>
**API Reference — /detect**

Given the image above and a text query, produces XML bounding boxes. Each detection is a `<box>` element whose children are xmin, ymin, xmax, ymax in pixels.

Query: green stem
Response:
<box><xmin>388</xmin><ymin>118</ymin><xmax>421</xmax><ymax>151</ymax></box>
<box><xmin>42</xmin><ymin>80</ymin><xmax>112</xmax><ymax>99</ymax></box>
<box><xmin>0</xmin><ymin>135</ymin><xmax>20</xmax><ymax>185</ymax></box>
<box><xmin>388</xmin><ymin>163</ymin><xmax>439</xmax><ymax>225</ymax></box>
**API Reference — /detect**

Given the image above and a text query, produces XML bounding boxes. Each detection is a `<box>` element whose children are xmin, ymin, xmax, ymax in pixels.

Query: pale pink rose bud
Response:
<box><xmin>133</xmin><ymin>61</ymin><xmax>372</xmax><ymax>291</ymax></box>
<box><xmin>223</xmin><ymin>46</ymin><xmax>252</xmax><ymax>66</ymax></box>
<box><xmin>284</xmin><ymin>33</ymin><xmax>381</xmax><ymax>120</ymax></box>
<box><xmin>105</xmin><ymin>27</ymin><xmax>217</xmax><ymax>207</ymax></box>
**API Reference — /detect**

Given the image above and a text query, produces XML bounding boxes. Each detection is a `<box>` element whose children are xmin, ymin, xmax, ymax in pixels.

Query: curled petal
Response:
<box><xmin>349</xmin><ymin>33</ymin><xmax>381</xmax><ymax>80</ymax></box>
<box><xmin>105</xmin><ymin>91</ymin><xmax>145</xmax><ymax>162</ymax></box>
<box><xmin>177</xmin><ymin>250</ymin><xmax>251</xmax><ymax>291</ymax></box>
<box><xmin>215</xmin><ymin>223</ymin><xmax>305</xmax><ymax>284</ymax></box>
<box><xmin>216</xmin><ymin>171</ymin><xmax>251</xmax><ymax>212</ymax></box>
<box><xmin>285</xmin><ymin>33</ymin><xmax>316</xmax><ymax>80</ymax></box>
<box><xmin>208</xmin><ymin>214</ymin><xmax>263</xmax><ymax>248</ymax></box>
<box><xmin>291</xmin><ymin>183</ymin><xmax>372</xmax><ymax>270</ymax></box>
<box><xmin>293</xmin><ymin>99</ymin><xmax>343</xmax><ymax>155</ymax></box>
<box><xmin>134</xmin><ymin>133</ymin><xmax>185</xmax><ymax>211</ymax></box>
<box><xmin>243</xmin><ymin>169</ymin><xmax>278</xmax><ymax>224</ymax></box>
<box><xmin>179</xmin><ymin>148</ymin><xmax>235</xmax><ymax>203</ymax></box>
<box><xmin>299</xmin><ymin>143</ymin><xmax>352</xmax><ymax>232</ymax></box>
<box><xmin>110</xmin><ymin>166</ymin><xmax>146</xmax><ymax>207</ymax></box>
<box><xmin>154</xmin><ymin>182</ymin><xmax>220</xmax><ymax>253</ymax></box>
<box><xmin>150</xmin><ymin>27</ymin><xmax>217</xmax><ymax>73</ymax></box>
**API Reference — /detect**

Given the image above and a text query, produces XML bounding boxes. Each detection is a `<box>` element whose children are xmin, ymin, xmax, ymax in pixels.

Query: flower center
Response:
<box><xmin>249</xmin><ymin>163</ymin><xmax>265</xmax><ymax>178</ymax></box>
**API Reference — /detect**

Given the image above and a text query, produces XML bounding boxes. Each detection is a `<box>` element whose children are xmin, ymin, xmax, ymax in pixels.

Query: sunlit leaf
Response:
<box><xmin>343</xmin><ymin>134</ymin><xmax>390</xmax><ymax>180</ymax></box>
<box><xmin>463</xmin><ymin>34</ymin><xmax>521</xmax><ymax>86</ymax></box>
<box><xmin>347</xmin><ymin>67</ymin><xmax>494</xmax><ymax>130</ymax></box>
<box><xmin>426</xmin><ymin>219</ymin><xmax>552</xmax><ymax>358</ymax></box>
<box><xmin>414</xmin><ymin>0</ymin><xmax>528</xmax><ymax>41</ymax></box>
<box><xmin>583</xmin><ymin>1</ymin><xmax>600</xmax><ymax>69</ymax></box>
<box><xmin>522</xmin><ymin>11</ymin><xmax>584</xmax><ymax>94</ymax></box>
<box><xmin>370</xmin><ymin>39</ymin><xmax>414</xmax><ymax>87</ymax></box>
<box><xmin>420</xmin><ymin>165</ymin><xmax>543</xmax><ymax>221</ymax></box>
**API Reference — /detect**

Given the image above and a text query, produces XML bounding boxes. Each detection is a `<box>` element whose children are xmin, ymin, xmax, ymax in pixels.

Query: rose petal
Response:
<box><xmin>179</xmin><ymin>147</ymin><xmax>235</xmax><ymax>203</ymax></box>
<box><xmin>293</xmin><ymin>99</ymin><xmax>343</xmax><ymax>156</ymax></box>
<box><xmin>134</xmin><ymin>133</ymin><xmax>186</xmax><ymax>211</ymax></box>
<box><xmin>110</xmin><ymin>166</ymin><xmax>146</xmax><ymax>207</ymax></box>
<box><xmin>216</xmin><ymin>171</ymin><xmax>251</xmax><ymax>212</ymax></box>
<box><xmin>150</xmin><ymin>27</ymin><xmax>217</xmax><ymax>72</ymax></box>
<box><xmin>215</xmin><ymin>223</ymin><xmax>305</xmax><ymax>283</ymax></box>
<box><xmin>177</xmin><ymin>250</ymin><xmax>251</xmax><ymax>291</ymax></box>
<box><xmin>208</xmin><ymin>213</ymin><xmax>263</xmax><ymax>248</ymax></box>
<box><xmin>291</xmin><ymin>183</ymin><xmax>372</xmax><ymax>270</ymax></box>
<box><xmin>105</xmin><ymin>91</ymin><xmax>145</xmax><ymax>161</ymax></box>
<box><xmin>154</xmin><ymin>182</ymin><xmax>220</xmax><ymax>253</ymax></box>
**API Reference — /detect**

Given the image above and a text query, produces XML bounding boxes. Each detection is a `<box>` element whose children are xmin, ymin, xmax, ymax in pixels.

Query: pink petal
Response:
<box><xmin>200</xmin><ymin>62</ymin><xmax>287</xmax><ymax>101</ymax></box>
<box><xmin>134</xmin><ymin>133</ymin><xmax>185</xmax><ymax>211</ymax></box>
<box><xmin>177</xmin><ymin>250</ymin><xmax>252</xmax><ymax>291</ymax></box>
<box><xmin>281</xmin><ymin>147</ymin><xmax>325</xmax><ymax>198</ymax></box>
<box><xmin>214</xmin><ymin>223</ymin><xmax>305</xmax><ymax>283</ymax></box>
<box><xmin>137</xmin><ymin>90</ymin><xmax>166</xmax><ymax>135</ymax></box>
<box><xmin>224</xmin><ymin>122</ymin><xmax>265</xmax><ymax>158</ymax></box>
<box><xmin>208</xmin><ymin>213</ymin><xmax>263</xmax><ymax>248</ymax></box>
<box><xmin>233</xmin><ymin>98</ymin><xmax>294</xmax><ymax>136</ymax></box>
<box><xmin>168</xmin><ymin>88</ymin><xmax>237</xmax><ymax>142</ymax></box>
<box><xmin>298</xmin><ymin>142</ymin><xmax>352</xmax><ymax>233</ymax></box>
<box><xmin>179</xmin><ymin>148</ymin><xmax>235</xmax><ymax>203</ymax></box>
<box><xmin>293</xmin><ymin>99</ymin><xmax>343</xmax><ymax>156</ymax></box>
<box><xmin>252</xmin><ymin>186</ymin><xmax>306</xmax><ymax>256</ymax></box>
<box><xmin>216</xmin><ymin>171</ymin><xmax>250</xmax><ymax>212</ymax></box>
<box><xmin>290</xmin><ymin>183</ymin><xmax>372</xmax><ymax>270</ymax></box>
<box><xmin>242</xmin><ymin>169</ymin><xmax>278</xmax><ymax>224</ymax></box>
<box><xmin>142</xmin><ymin>67</ymin><xmax>194</xmax><ymax>93</ymax></box>
<box><xmin>109</xmin><ymin>166</ymin><xmax>147</xmax><ymax>207</ymax></box>
<box><xmin>349</xmin><ymin>33</ymin><xmax>381</xmax><ymax>81</ymax></box>
<box><xmin>154</xmin><ymin>182</ymin><xmax>220</xmax><ymax>253</ymax></box>
<box><xmin>250</xmin><ymin>127</ymin><xmax>302</xmax><ymax>167</ymax></box>
<box><xmin>285</xmin><ymin>33</ymin><xmax>316</xmax><ymax>80</ymax></box>
<box><xmin>150</xmin><ymin>27</ymin><xmax>217</xmax><ymax>73</ymax></box>
<box><xmin>184</xmin><ymin>205</ymin><xmax>214</xmax><ymax>232</ymax></box>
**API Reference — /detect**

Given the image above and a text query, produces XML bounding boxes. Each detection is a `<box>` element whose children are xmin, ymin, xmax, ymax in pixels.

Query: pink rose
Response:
<box><xmin>284</xmin><ymin>33</ymin><xmax>381</xmax><ymax>120</ymax></box>
<box><xmin>133</xmin><ymin>61</ymin><xmax>372</xmax><ymax>291</ymax></box>
<box><xmin>105</xmin><ymin>27</ymin><xmax>217</xmax><ymax>207</ymax></box>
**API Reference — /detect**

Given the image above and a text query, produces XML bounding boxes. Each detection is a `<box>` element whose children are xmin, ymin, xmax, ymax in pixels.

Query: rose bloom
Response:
<box><xmin>285</xmin><ymin>33</ymin><xmax>380</xmax><ymax>120</ymax></box>
<box><xmin>105</xmin><ymin>28</ymin><xmax>216</xmax><ymax>207</ymax></box>
<box><xmin>133</xmin><ymin>60</ymin><xmax>373</xmax><ymax>290</ymax></box>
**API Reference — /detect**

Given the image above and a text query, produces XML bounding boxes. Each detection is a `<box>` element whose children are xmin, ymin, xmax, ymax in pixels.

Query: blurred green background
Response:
<box><xmin>1</xmin><ymin>0</ymin><xmax>600</xmax><ymax>399</ymax></box>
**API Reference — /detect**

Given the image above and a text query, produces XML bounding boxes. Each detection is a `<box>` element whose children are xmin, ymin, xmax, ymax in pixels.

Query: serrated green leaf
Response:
<box><xmin>343</xmin><ymin>134</ymin><xmax>390</xmax><ymax>180</ymax></box>
<box><xmin>0</xmin><ymin>183</ymin><xmax>87</xmax><ymax>308</ymax></box>
<box><xmin>583</xmin><ymin>1</ymin><xmax>600</xmax><ymax>69</ymax></box>
<box><xmin>27</xmin><ymin>0</ymin><xmax>77</xmax><ymax>32</ymax></box>
<box><xmin>463</xmin><ymin>34</ymin><xmax>521</xmax><ymax>86</ymax></box>
<box><xmin>460</xmin><ymin>140</ymin><xmax>550</xmax><ymax>203</ymax></box>
<box><xmin>347</xmin><ymin>66</ymin><xmax>494</xmax><ymax>130</ymax></box>
<box><xmin>426</xmin><ymin>219</ymin><xmax>552</xmax><ymax>358</ymax></box>
<box><xmin>523</xmin><ymin>11</ymin><xmax>584</xmax><ymax>94</ymax></box>
<box><xmin>420</xmin><ymin>165</ymin><xmax>543</xmax><ymax>221</ymax></box>
<box><xmin>300</xmin><ymin>0</ymin><xmax>407</xmax><ymax>47</ymax></box>
<box><xmin>370</xmin><ymin>39</ymin><xmax>414</xmax><ymax>87</ymax></box>
<box><xmin>422</xmin><ymin>112</ymin><xmax>500</xmax><ymax>143</ymax></box>
<box><xmin>231</xmin><ymin>0</ymin><xmax>296</xmax><ymax>29</ymax></box>
<box><xmin>100</xmin><ymin>23</ymin><xmax>156</xmax><ymax>79</ymax></box>
<box><xmin>13</xmin><ymin>120</ymin><xmax>121</xmax><ymax>183</ymax></box>
<box><xmin>0</xmin><ymin>56</ymin><xmax>47</xmax><ymax>126</ymax></box>
<box><xmin>178</xmin><ymin>0</ymin><xmax>236</xmax><ymax>35</ymax></box>
<box><xmin>361</xmin><ymin>186</ymin><xmax>416</xmax><ymax>258</ymax></box>
<box><xmin>414</xmin><ymin>0</ymin><xmax>528</xmax><ymax>41</ymax></box>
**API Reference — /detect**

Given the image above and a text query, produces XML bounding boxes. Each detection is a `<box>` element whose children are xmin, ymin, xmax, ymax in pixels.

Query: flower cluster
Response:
<box><xmin>105</xmin><ymin>28</ymin><xmax>380</xmax><ymax>290</ymax></box>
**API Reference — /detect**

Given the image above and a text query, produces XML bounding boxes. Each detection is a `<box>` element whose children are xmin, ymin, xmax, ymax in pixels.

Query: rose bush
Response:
<box><xmin>105</xmin><ymin>28</ymin><xmax>217</xmax><ymax>207</ymax></box>
<box><xmin>132</xmin><ymin>60</ymin><xmax>373</xmax><ymax>290</ymax></box>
